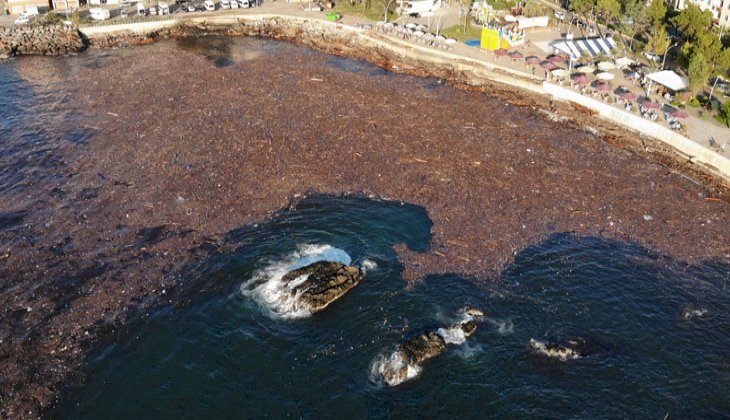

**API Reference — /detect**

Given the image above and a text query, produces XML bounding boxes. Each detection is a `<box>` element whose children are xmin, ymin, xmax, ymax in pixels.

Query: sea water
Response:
<box><xmin>54</xmin><ymin>195</ymin><xmax>730</xmax><ymax>418</ymax></box>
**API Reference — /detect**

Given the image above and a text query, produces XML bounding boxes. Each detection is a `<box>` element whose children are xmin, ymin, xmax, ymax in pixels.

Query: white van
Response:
<box><xmin>220</xmin><ymin>0</ymin><xmax>230</xmax><ymax>8</ymax></box>
<box><xmin>137</xmin><ymin>2</ymin><xmax>146</xmax><ymax>15</ymax></box>
<box><xmin>158</xmin><ymin>2</ymin><xmax>169</xmax><ymax>13</ymax></box>
<box><xmin>396</xmin><ymin>0</ymin><xmax>441</xmax><ymax>17</ymax></box>
<box><xmin>89</xmin><ymin>8</ymin><xmax>111</xmax><ymax>20</ymax></box>
<box><xmin>230</xmin><ymin>0</ymin><xmax>238</xmax><ymax>8</ymax></box>
<box><xmin>238</xmin><ymin>0</ymin><xmax>248</xmax><ymax>7</ymax></box>
<box><xmin>204</xmin><ymin>0</ymin><xmax>215</xmax><ymax>10</ymax></box>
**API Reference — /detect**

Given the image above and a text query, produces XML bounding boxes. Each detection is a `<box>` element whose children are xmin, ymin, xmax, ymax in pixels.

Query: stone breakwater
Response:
<box><xmin>0</xmin><ymin>25</ymin><xmax>86</xmax><ymax>59</ymax></box>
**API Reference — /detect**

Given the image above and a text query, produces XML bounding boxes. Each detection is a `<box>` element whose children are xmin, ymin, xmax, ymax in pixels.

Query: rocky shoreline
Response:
<box><xmin>0</xmin><ymin>25</ymin><xmax>86</xmax><ymax>59</ymax></box>
<box><xmin>0</xmin><ymin>19</ymin><xmax>729</xmax><ymax>419</ymax></box>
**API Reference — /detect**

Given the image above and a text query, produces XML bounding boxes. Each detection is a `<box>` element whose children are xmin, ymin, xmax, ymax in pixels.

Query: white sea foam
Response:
<box><xmin>682</xmin><ymin>308</ymin><xmax>708</xmax><ymax>320</ymax></box>
<box><xmin>360</xmin><ymin>259</ymin><xmax>378</xmax><ymax>273</ymax></box>
<box><xmin>370</xmin><ymin>350</ymin><xmax>421</xmax><ymax>386</ymax></box>
<box><xmin>436</xmin><ymin>326</ymin><xmax>467</xmax><ymax>345</ymax></box>
<box><xmin>240</xmin><ymin>244</ymin><xmax>351</xmax><ymax>319</ymax></box>
<box><xmin>529</xmin><ymin>338</ymin><xmax>581</xmax><ymax>361</ymax></box>
<box><xmin>487</xmin><ymin>318</ymin><xmax>514</xmax><ymax>335</ymax></box>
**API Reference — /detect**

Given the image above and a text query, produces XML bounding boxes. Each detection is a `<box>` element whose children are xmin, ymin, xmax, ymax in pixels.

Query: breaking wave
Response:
<box><xmin>529</xmin><ymin>338</ymin><xmax>581</xmax><ymax>361</ymax></box>
<box><xmin>369</xmin><ymin>350</ymin><xmax>421</xmax><ymax>387</ymax></box>
<box><xmin>240</xmin><ymin>244</ymin><xmax>351</xmax><ymax>319</ymax></box>
<box><xmin>436</xmin><ymin>326</ymin><xmax>467</xmax><ymax>345</ymax></box>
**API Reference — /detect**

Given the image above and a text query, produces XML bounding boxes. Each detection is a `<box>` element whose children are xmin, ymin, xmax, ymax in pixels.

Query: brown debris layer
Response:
<box><xmin>0</xmin><ymin>24</ymin><xmax>729</xmax><ymax>417</ymax></box>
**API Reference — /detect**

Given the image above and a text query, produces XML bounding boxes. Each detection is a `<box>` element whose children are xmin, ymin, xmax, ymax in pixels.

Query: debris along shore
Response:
<box><xmin>0</xmin><ymin>25</ymin><xmax>86</xmax><ymax>59</ymax></box>
<box><xmin>84</xmin><ymin>16</ymin><xmax>730</xmax><ymax>186</ymax></box>
<box><xmin>0</xmin><ymin>21</ymin><xmax>729</xmax><ymax>419</ymax></box>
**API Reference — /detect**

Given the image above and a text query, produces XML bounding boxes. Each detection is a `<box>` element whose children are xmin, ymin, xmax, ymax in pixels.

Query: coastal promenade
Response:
<box><xmin>76</xmin><ymin>8</ymin><xmax>730</xmax><ymax>183</ymax></box>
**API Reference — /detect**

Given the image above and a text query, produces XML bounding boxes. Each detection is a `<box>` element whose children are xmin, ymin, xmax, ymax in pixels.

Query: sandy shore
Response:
<box><xmin>0</xmin><ymin>25</ymin><xmax>729</xmax><ymax>417</ymax></box>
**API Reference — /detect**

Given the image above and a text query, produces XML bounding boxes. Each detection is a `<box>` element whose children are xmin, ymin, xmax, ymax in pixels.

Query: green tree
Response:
<box><xmin>671</xmin><ymin>3</ymin><xmax>712</xmax><ymax>41</ymax></box>
<box><xmin>523</xmin><ymin>0</ymin><xmax>549</xmax><ymax>17</ymax></box>
<box><xmin>621</xmin><ymin>0</ymin><xmax>646</xmax><ymax>50</ymax></box>
<box><xmin>595</xmin><ymin>0</ymin><xmax>620</xmax><ymax>24</ymax></box>
<box><xmin>720</xmin><ymin>100</ymin><xmax>730</xmax><ymax>127</ymax></box>
<box><xmin>688</xmin><ymin>51</ymin><xmax>710</xmax><ymax>94</ymax></box>
<box><xmin>647</xmin><ymin>25</ymin><xmax>671</xmax><ymax>57</ymax></box>
<box><xmin>693</xmin><ymin>31</ymin><xmax>724</xmax><ymax>70</ymax></box>
<box><xmin>571</xmin><ymin>0</ymin><xmax>595</xmax><ymax>15</ymax></box>
<box><xmin>646</xmin><ymin>0</ymin><xmax>667</xmax><ymax>28</ymax></box>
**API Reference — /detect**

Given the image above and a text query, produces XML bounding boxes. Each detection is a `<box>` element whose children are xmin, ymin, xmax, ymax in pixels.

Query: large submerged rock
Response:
<box><xmin>281</xmin><ymin>261</ymin><xmax>363</xmax><ymax>313</ymax></box>
<box><xmin>399</xmin><ymin>331</ymin><xmax>447</xmax><ymax>365</ymax></box>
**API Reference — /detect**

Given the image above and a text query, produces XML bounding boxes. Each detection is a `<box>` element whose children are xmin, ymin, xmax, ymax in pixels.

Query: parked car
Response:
<box><xmin>230</xmin><ymin>0</ymin><xmax>238</xmax><ymax>8</ymax></box>
<box><xmin>149</xmin><ymin>5</ymin><xmax>157</xmax><ymax>14</ymax></box>
<box><xmin>204</xmin><ymin>0</ymin><xmax>215</xmax><ymax>10</ymax></box>
<box><xmin>137</xmin><ymin>2</ymin><xmax>147</xmax><ymax>15</ymax></box>
<box><xmin>89</xmin><ymin>7</ymin><xmax>111</xmax><ymax>20</ymax></box>
<box><xmin>238</xmin><ymin>0</ymin><xmax>248</xmax><ymax>7</ymax></box>
<box><xmin>158</xmin><ymin>2</ymin><xmax>170</xmax><ymax>14</ymax></box>
<box><xmin>14</xmin><ymin>15</ymin><xmax>31</xmax><ymax>25</ymax></box>
<box><xmin>120</xmin><ymin>8</ymin><xmax>129</xmax><ymax>17</ymax></box>
<box><xmin>220</xmin><ymin>0</ymin><xmax>231</xmax><ymax>8</ymax></box>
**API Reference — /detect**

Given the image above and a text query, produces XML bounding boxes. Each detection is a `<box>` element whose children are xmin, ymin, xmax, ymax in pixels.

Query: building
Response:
<box><xmin>670</xmin><ymin>0</ymin><xmax>723</xmax><ymax>20</ymax></box>
<box><xmin>6</xmin><ymin>0</ymin><xmax>49</xmax><ymax>14</ymax></box>
<box><xmin>51</xmin><ymin>0</ymin><xmax>79</xmax><ymax>11</ymax></box>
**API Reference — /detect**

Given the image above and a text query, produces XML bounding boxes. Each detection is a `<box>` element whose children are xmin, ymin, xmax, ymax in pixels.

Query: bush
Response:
<box><xmin>32</xmin><ymin>12</ymin><xmax>63</xmax><ymax>27</ymax></box>
<box><xmin>688</xmin><ymin>98</ymin><xmax>701</xmax><ymax>107</ymax></box>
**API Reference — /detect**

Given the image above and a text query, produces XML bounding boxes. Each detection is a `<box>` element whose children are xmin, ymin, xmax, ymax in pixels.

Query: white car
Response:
<box><xmin>230</xmin><ymin>0</ymin><xmax>238</xmax><ymax>8</ymax></box>
<box><xmin>158</xmin><ymin>2</ymin><xmax>170</xmax><ymax>13</ymax></box>
<box><xmin>14</xmin><ymin>15</ymin><xmax>31</xmax><ymax>25</ymax></box>
<box><xmin>149</xmin><ymin>5</ymin><xmax>157</xmax><ymax>14</ymax></box>
<box><xmin>137</xmin><ymin>2</ymin><xmax>147</xmax><ymax>15</ymax></box>
<box><xmin>89</xmin><ymin>7</ymin><xmax>111</xmax><ymax>20</ymax></box>
<box><xmin>238</xmin><ymin>0</ymin><xmax>248</xmax><ymax>7</ymax></box>
<box><xmin>220</xmin><ymin>0</ymin><xmax>230</xmax><ymax>8</ymax></box>
<box><xmin>204</xmin><ymin>0</ymin><xmax>215</xmax><ymax>10</ymax></box>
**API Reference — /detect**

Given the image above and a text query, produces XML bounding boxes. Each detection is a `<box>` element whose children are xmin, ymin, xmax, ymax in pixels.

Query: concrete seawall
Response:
<box><xmin>79</xmin><ymin>14</ymin><xmax>730</xmax><ymax>183</ymax></box>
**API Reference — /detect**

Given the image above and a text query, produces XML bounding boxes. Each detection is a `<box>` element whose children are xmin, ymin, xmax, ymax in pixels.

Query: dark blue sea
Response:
<box><xmin>1</xmin><ymin>38</ymin><xmax>729</xmax><ymax>419</ymax></box>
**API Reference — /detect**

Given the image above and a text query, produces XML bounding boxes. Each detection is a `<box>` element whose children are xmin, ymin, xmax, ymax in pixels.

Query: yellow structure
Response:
<box><xmin>480</xmin><ymin>27</ymin><xmax>510</xmax><ymax>50</ymax></box>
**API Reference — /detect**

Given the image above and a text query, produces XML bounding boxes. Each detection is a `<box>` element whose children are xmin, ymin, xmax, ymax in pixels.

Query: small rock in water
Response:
<box><xmin>281</xmin><ymin>261</ymin><xmax>363</xmax><ymax>313</ymax></box>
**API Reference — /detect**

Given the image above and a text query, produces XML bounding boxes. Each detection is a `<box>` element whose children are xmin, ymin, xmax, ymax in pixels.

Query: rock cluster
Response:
<box><xmin>0</xmin><ymin>25</ymin><xmax>86</xmax><ymax>59</ymax></box>
<box><xmin>281</xmin><ymin>261</ymin><xmax>363</xmax><ymax>313</ymax></box>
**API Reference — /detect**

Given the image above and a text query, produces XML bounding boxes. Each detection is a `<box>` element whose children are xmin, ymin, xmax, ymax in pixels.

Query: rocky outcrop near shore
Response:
<box><xmin>0</xmin><ymin>25</ymin><xmax>86</xmax><ymax>59</ymax></box>
<box><xmin>281</xmin><ymin>261</ymin><xmax>363</xmax><ymax>313</ymax></box>
<box><xmin>373</xmin><ymin>310</ymin><xmax>482</xmax><ymax>386</ymax></box>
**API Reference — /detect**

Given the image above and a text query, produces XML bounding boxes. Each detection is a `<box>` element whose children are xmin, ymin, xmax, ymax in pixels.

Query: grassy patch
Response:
<box><xmin>331</xmin><ymin>1</ymin><xmax>394</xmax><ymax>22</ymax></box>
<box><xmin>440</xmin><ymin>24</ymin><xmax>482</xmax><ymax>42</ymax></box>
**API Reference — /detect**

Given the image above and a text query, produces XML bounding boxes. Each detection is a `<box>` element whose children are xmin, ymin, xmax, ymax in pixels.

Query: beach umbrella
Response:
<box><xmin>670</xmin><ymin>109</ymin><xmax>688</xmax><ymax>118</ymax></box>
<box><xmin>509</xmin><ymin>51</ymin><xmax>524</xmax><ymax>59</ymax></box>
<box><xmin>597</xmin><ymin>61</ymin><xmax>616</xmax><ymax>71</ymax></box>
<box><xmin>618</xmin><ymin>91</ymin><xmax>637</xmax><ymax>101</ymax></box>
<box><xmin>551</xmin><ymin>68</ymin><xmax>568</xmax><ymax>77</ymax></box>
<box><xmin>596</xmin><ymin>71</ymin><xmax>615</xmax><ymax>80</ymax></box>
<box><xmin>540</xmin><ymin>60</ymin><xmax>559</xmax><ymax>70</ymax></box>
<box><xmin>525</xmin><ymin>56</ymin><xmax>540</xmax><ymax>64</ymax></box>
<box><xmin>614</xmin><ymin>56</ymin><xmax>634</xmax><ymax>69</ymax></box>
<box><xmin>494</xmin><ymin>48</ymin><xmax>509</xmax><ymax>56</ymax></box>
<box><xmin>576</xmin><ymin>65</ymin><xmax>595</xmax><ymax>73</ymax></box>
<box><xmin>548</xmin><ymin>55</ymin><xmax>566</xmax><ymax>63</ymax></box>
<box><xmin>641</xmin><ymin>98</ymin><xmax>661</xmax><ymax>109</ymax></box>
<box><xmin>572</xmin><ymin>73</ymin><xmax>591</xmax><ymax>84</ymax></box>
<box><xmin>595</xmin><ymin>82</ymin><xmax>611</xmax><ymax>92</ymax></box>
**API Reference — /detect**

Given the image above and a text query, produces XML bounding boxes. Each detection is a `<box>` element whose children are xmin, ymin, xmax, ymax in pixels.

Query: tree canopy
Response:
<box><xmin>671</xmin><ymin>4</ymin><xmax>713</xmax><ymax>41</ymax></box>
<box><xmin>647</xmin><ymin>0</ymin><xmax>667</xmax><ymax>28</ymax></box>
<box><xmin>688</xmin><ymin>51</ymin><xmax>710</xmax><ymax>93</ymax></box>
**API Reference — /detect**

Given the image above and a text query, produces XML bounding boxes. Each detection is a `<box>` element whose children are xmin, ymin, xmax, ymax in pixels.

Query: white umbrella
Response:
<box><xmin>596</xmin><ymin>71</ymin><xmax>615</xmax><ymax>80</ymax></box>
<box><xmin>576</xmin><ymin>65</ymin><xmax>595</xmax><ymax>73</ymax></box>
<box><xmin>614</xmin><ymin>56</ymin><xmax>634</xmax><ymax>69</ymax></box>
<box><xmin>597</xmin><ymin>61</ymin><xmax>616</xmax><ymax>71</ymax></box>
<box><xmin>551</xmin><ymin>68</ymin><xmax>568</xmax><ymax>77</ymax></box>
